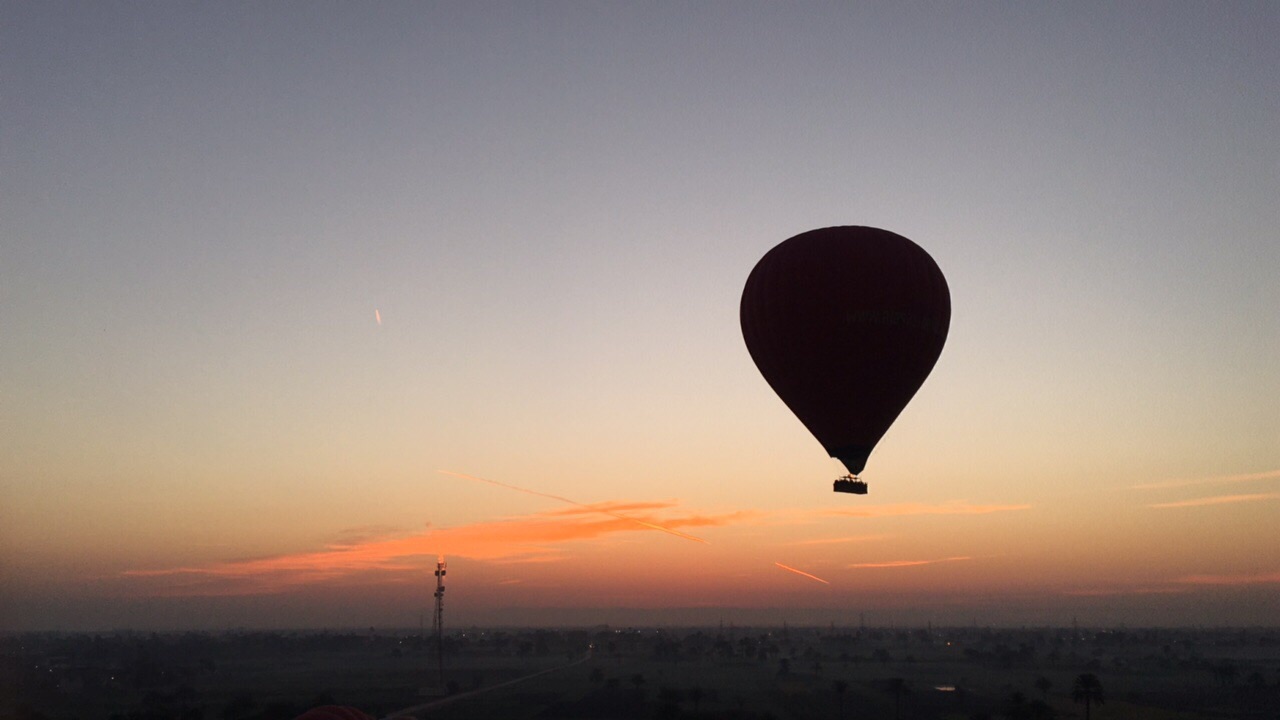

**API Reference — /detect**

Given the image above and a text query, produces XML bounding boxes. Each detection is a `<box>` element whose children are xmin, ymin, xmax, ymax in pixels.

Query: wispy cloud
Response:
<box><xmin>488</xmin><ymin>553</ymin><xmax>567</xmax><ymax>565</ymax></box>
<box><xmin>542</xmin><ymin>501</ymin><xmax>680</xmax><ymax>516</ymax></box>
<box><xmin>774</xmin><ymin>562</ymin><xmax>831</xmax><ymax>584</ymax></box>
<box><xmin>1061</xmin><ymin>570</ymin><xmax>1280</xmax><ymax>592</ymax></box>
<box><xmin>789</xmin><ymin>534</ymin><xmax>892</xmax><ymax>546</ymax></box>
<box><xmin>1025</xmin><ymin>572</ymin><xmax>1280</xmax><ymax>595</ymax></box>
<box><xmin>1132</xmin><ymin>469</ymin><xmax>1280</xmax><ymax>491</ymax></box>
<box><xmin>1176</xmin><ymin>570</ymin><xmax>1280</xmax><ymax>586</ymax></box>
<box><xmin>439</xmin><ymin>470</ymin><xmax>713</xmax><ymax>543</ymax></box>
<box><xmin>1062</xmin><ymin>586</ymin><xmax>1190</xmax><ymax>597</ymax></box>
<box><xmin>825</xmin><ymin>502</ymin><xmax>1031</xmax><ymax>519</ymax></box>
<box><xmin>847</xmin><ymin>556</ymin><xmax>971</xmax><ymax>569</ymax></box>
<box><xmin>1149</xmin><ymin>493</ymin><xmax>1280</xmax><ymax>508</ymax></box>
<box><xmin>328</xmin><ymin>525</ymin><xmax>406</xmax><ymax>548</ymax></box>
<box><xmin>122</xmin><ymin>500</ymin><xmax>742</xmax><ymax>596</ymax></box>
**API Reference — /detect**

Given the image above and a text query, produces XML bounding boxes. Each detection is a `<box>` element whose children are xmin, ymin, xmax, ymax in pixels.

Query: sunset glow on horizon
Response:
<box><xmin>438</xmin><ymin>469</ymin><xmax>711</xmax><ymax>544</ymax></box>
<box><xmin>2</xmin><ymin>2</ymin><xmax>1276</xmax><ymax>631</ymax></box>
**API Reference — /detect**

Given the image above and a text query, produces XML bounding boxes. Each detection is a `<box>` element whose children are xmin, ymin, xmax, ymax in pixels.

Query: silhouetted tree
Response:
<box><xmin>833</xmin><ymin>679</ymin><xmax>848</xmax><ymax>720</ymax></box>
<box><xmin>1071</xmin><ymin>673</ymin><xmax>1104</xmax><ymax>720</ymax></box>
<box><xmin>1245</xmin><ymin>670</ymin><xmax>1266</xmax><ymax>689</ymax></box>
<box><xmin>656</xmin><ymin>687</ymin><xmax>683</xmax><ymax>719</ymax></box>
<box><xmin>887</xmin><ymin>678</ymin><xmax>908</xmax><ymax>720</ymax></box>
<box><xmin>1034</xmin><ymin>675</ymin><xmax>1052</xmax><ymax>701</ymax></box>
<box><xmin>630</xmin><ymin>672</ymin><xmax>646</xmax><ymax>699</ymax></box>
<box><xmin>1004</xmin><ymin>691</ymin><xmax>1031</xmax><ymax>720</ymax></box>
<box><xmin>1029</xmin><ymin>699</ymin><xmax>1056</xmax><ymax>719</ymax></box>
<box><xmin>688</xmin><ymin>685</ymin><xmax>704</xmax><ymax>714</ymax></box>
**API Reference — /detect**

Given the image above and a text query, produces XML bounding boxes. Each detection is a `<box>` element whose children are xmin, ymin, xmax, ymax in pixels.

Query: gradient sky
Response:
<box><xmin>2</xmin><ymin>2</ymin><xmax>1277</xmax><ymax>631</ymax></box>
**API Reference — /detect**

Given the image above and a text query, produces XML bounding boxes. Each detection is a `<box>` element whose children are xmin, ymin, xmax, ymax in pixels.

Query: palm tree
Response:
<box><xmin>833</xmin><ymin>680</ymin><xmax>848</xmax><ymax>720</ymax></box>
<box><xmin>1215</xmin><ymin>661</ymin><xmax>1239</xmax><ymax>686</ymax></box>
<box><xmin>688</xmin><ymin>686</ymin><xmax>704</xmax><ymax>714</ymax></box>
<box><xmin>1071</xmin><ymin>673</ymin><xmax>1105</xmax><ymax>720</ymax></box>
<box><xmin>1034</xmin><ymin>675</ymin><xmax>1052</xmax><ymax>701</ymax></box>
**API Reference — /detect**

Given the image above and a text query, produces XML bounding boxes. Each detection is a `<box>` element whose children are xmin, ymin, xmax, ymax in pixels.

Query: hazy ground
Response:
<box><xmin>3</xmin><ymin>626</ymin><xmax>1278</xmax><ymax>719</ymax></box>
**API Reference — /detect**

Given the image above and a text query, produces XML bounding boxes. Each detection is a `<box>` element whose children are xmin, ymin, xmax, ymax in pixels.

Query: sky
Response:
<box><xmin>2</xmin><ymin>2</ymin><xmax>1277</xmax><ymax>631</ymax></box>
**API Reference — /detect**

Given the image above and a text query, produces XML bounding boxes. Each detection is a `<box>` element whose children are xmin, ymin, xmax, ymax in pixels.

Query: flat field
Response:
<box><xmin>3</xmin><ymin>627</ymin><xmax>1278</xmax><ymax>719</ymax></box>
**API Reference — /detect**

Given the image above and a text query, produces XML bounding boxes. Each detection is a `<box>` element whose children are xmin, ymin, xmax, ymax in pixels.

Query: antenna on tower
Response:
<box><xmin>433</xmin><ymin>555</ymin><xmax>447</xmax><ymax>689</ymax></box>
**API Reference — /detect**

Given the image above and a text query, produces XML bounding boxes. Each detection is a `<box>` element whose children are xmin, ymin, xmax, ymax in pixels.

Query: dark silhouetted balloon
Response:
<box><xmin>740</xmin><ymin>226</ymin><xmax>950</xmax><ymax>479</ymax></box>
<box><xmin>294</xmin><ymin>706</ymin><xmax>375</xmax><ymax>720</ymax></box>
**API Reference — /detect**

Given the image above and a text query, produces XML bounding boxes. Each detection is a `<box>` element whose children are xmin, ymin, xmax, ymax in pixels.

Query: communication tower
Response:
<box><xmin>433</xmin><ymin>556</ymin><xmax>447</xmax><ymax>688</ymax></box>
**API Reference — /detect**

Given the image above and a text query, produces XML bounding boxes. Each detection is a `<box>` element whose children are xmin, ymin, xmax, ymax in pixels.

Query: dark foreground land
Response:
<box><xmin>3</xmin><ymin>626</ymin><xmax>1278</xmax><ymax>720</ymax></box>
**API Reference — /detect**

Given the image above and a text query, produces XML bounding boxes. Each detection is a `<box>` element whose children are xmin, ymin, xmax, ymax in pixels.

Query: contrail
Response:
<box><xmin>847</xmin><ymin>556</ymin><xmax>971</xmax><ymax>569</ymax></box>
<box><xmin>438</xmin><ymin>470</ymin><xmax>708</xmax><ymax>544</ymax></box>
<box><xmin>1131</xmin><ymin>469</ymin><xmax>1280</xmax><ymax>490</ymax></box>
<box><xmin>375</xmin><ymin>308</ymin><xmax>382</xmax><ymax>325</ymax></box>
<box><xmin>774</xmin><ymin>562</ymin><xmax>830</xmax><ymax>584</ymax></box>
<box><xmin>1149</xmin><ymin>492</ymin><xmax>1280</xmax><ymax>508</ymax></box>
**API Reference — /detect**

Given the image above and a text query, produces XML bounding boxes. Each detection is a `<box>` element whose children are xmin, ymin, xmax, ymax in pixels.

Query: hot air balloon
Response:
<box><xmin>740</xmin><ymin>226</ymin><xmax>950</xmax><ymax>494</ymax></box>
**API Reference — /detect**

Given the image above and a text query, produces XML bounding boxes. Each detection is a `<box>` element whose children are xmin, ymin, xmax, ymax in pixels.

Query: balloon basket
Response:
<box><xmin>833</xmin><ymin>476</ymin><xmax>868</xmax><ymax>494</ymax></box>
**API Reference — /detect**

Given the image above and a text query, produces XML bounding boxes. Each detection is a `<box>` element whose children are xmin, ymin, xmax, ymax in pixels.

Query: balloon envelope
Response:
<box><xmin>740</xmin><ymin>226</ymin><xmax>950</xmax><ymax>476</ymax></box>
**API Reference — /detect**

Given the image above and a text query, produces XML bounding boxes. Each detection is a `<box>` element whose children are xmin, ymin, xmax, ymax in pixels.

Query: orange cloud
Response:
<box><xmin>825</xmin><ymin>502</ymin><xmax>1030</xmax><ymax>518</ymax></box>
<box><xmin>543</xmin><ymin>501</ymin><xmax>680</xmax><ymax>516</ymax></box>
<box><xmin>1176</xmin><ymin>571</ymin><xmax>1280</xmax><ymax>586</ymax></box>
<box><xmin>439</xmin><ymin>471</ymin><xmax>713</xmax><ymax>543</ymax></box>
<box><xmin>789</xmin><ymin>534</ymin><xmax>892</xmax><ymax>546</ymax></box>
<box><xmin>1149</xmin><ymin>493</ymin><xmax>1280</xmax><ymax>508</ymax></box>
<box><xmin>1046</xmin><ymin>572</ymin><xmax>1279</xmax><ymax>595</ymax></box>
<box><xmin>328</xmin><ymin>525</ymin><xmax>406</xmax><ymax>548</ymax></box>
<box><xmin>1062</xmin><ymin>586</ymin><xmax>1190</xmax><ymax>597</ymax></box>
<box><xmin>848</xmin><ymin>556</ymin><xmax>972</xmax><ymax>569</ymax></box>
<box><xmin>122</xmin><ymin>500</ymin><xmax>743</xmax><ymax>597</ymax></box>
<box><xmin>1132</xmin><ymin>469</ymin><xmax>1280</xmax><ymax>491</ymax></box>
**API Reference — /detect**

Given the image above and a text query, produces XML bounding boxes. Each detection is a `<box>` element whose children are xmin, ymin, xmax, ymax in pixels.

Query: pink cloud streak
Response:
<box><xmin>848</xmin><ymin>556</ymin><xmax>972</xmax><ymax>569</ymax></box>
<box><xmin>121</xmin><ymin>501</ymin><xmax>743</xmax><ymax>596</ymax></box>
<box><xmin>1177</xmin><ymin>571</ymin><xmax>1280</xmax><ymax>586</ymax></box>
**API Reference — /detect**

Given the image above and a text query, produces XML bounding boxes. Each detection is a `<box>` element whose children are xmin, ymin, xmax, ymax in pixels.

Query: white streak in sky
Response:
<box><xmin>1132</xmin><ymin>469</ymin><xmax>1280</xmax><ymax>490</ymax></box>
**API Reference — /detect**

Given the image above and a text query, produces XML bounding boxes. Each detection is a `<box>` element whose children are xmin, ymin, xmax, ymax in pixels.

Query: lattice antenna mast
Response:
<box><xmin>433</xmin><ymin>556</ymin><xmax>447</xmax><ymax>687</ymax></box>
